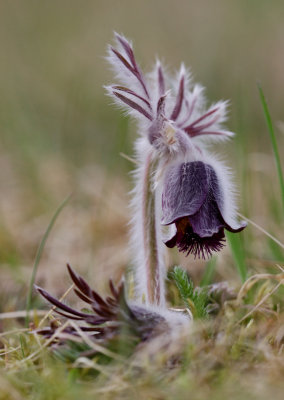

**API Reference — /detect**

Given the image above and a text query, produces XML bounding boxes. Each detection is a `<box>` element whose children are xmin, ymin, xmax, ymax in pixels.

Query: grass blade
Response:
<box><xmin>25</xmin><ymin>193</ymin><xmax>72</xmax><ymax>326</ymax></box>
<box><xmin>226</xmin><ymin>231</ymin><xmax>247</xmax><ymax>283</ymax></box>
<box><xmin>200</xmin><ymin>256</ymin><xmax>217</xmax><ymax>287</ymax></box>
<box><xmin>258</xmin><ymin>84</ymin><xmax>284</xmax><ymax>212</ymax></box>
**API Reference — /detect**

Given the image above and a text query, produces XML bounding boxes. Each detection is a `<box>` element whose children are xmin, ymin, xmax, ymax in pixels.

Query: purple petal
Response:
<box><xmin>190</xmin><ymin>165</ymin><xmax>246</xmax><ymax>235</ymax></box>
<box><xmin>190</xmin><ymin>198</ymin><xmax>225</xmax><ymax>237</ymax></box>
<box><xmin>161</xmin><ymin>161</ymin><xmax>209</xmax><ymax>225</ymax></box>
<box><xmin>162</xmin><ymin>161</ymin><xmax>246</xmax><ymax>238</ymax></box>
<box><xmin>223</xmin><ymin>219</ymin><xmax>247</xmax><ymax>233</ymax></box>
<box><xmin>189</xmin><ymin>165</ymin><xmax>225</xmax><ymax>237</ymax></box>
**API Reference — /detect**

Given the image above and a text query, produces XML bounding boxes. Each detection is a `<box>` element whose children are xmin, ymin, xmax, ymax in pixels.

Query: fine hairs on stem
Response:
<box><xmin>106</xmin><ymin>33</ymin><xmax>246</xmax><ymax>308</ymax></box>
<box><xmin>130</xmin><ymin>140</ymin><xmax>166</xmax><ymax>306</ymax></box>
<box><xmin>35</xmin><ymin>34</ymin><xmax>247</xmax><ymax>349</ymax></box>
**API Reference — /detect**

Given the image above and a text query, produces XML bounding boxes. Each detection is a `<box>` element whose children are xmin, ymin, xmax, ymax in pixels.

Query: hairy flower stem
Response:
<box><xmin>138</xmin><ymin>149</ymin><xmax>165</xmax><ymax>307</ymax></box>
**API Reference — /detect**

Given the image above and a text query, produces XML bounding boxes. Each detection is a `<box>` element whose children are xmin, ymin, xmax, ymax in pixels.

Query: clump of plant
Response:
<box><xmin>35</xmin><ymin>33</ymin><xmax>247</xmax><ymax>358</ymax></box>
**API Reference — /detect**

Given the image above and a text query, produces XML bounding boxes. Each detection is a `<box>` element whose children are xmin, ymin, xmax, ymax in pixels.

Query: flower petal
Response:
<box><xmin>197</xmin><ymin>165</ymin><xmax>247</xmax><ymax>234</ymax></box>
<box><xmin>189</xmin><ymin>164</ymin><xmax>225</xmax><ymax>237</ymax></box>
<box><xmin>190</xmin><ymin>199</ymin><xmax>225</xmax><ymax>237</ymax></box>
<box><xmin>162</xmin><ymin>160</ymin><xmax>246</xmax><ymax>235</ymax></box>
<box><xmin>161</xmin><ymin>161</ymin><xmax>209</xmax><ymax>225</ymax></box>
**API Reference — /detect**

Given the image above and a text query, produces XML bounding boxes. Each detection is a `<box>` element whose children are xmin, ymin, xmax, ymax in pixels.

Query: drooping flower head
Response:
<box><xmin>162</xmin><ymin>161</ymin><xmax>246</xmax><ymax>259</ymax></box>
<box><xmin>34</xmin><ymin>35</ymin><xmax>247</xmax><ymax>351</ymax></box>
<box><xmin>106</xmin><ymin>33</ymin><xmax>246</xmax><ymax>262</ymax></box>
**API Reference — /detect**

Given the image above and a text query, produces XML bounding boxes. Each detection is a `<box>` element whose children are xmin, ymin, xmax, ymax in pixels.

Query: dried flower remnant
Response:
<box><xmin>36</xmin><ymin>264</ymin><xmax>187</xmax><ymax>351</ymax></box>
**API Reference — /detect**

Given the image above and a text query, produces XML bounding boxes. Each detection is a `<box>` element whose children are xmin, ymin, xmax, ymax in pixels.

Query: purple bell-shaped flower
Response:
<box><xmin>162</xmin><ymin>161</ymin><xmax>246</xmax><ymax>259</ymax></box>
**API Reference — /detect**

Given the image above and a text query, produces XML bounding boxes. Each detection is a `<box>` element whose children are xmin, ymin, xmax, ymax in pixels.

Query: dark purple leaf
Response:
<box><xmin>73</xmin><ymin>288</ymin><xmax>93</xmax><ymax>304</ymax></box>
<box><xmin>111</xmin><ymin>47</ymin><xmax>135</xmax><ymax>73</ymax></box>
<box><xmin>35</xmin><ymin>286</ymin><xmax>92</xmax><ymax>318</ymax></box>
<box><xmin>170</xmin><ymin>74</ymin><xmax>184</xmax><ymax>121</ymax></box>
<box><xmin>113</xmin><ymin>91</ymin><xmax>153</xmax><ymax>120</ymax></box>
<box><xmin>112</xmin><ymin>85</ymin><xmax>151</xmax><ymax>109</ymax></box>
<box><xmin>158</xmin><ymin>64</ymin><xmax>165</xmax><ymax>96</ymax></box>
<box><xmin>112</xmin><ymin>36</ymin><xmax>151</xmax><ymax>100</ymax></box>
<box><xmin>188</xmin><ymin>130</ymin><xmax>232</xmax><ymax>138</ymax></box>
<box><xmin>115</xmin><ymin>34</ymin><xmax>137</xmax><ymax>68</ymax></box>
<box><xmin>184</xmin><ymin>107</ymin><xmax>218</xmax><ymax>133</ymax></box>
<box><xmin>109</xmin><ymin>279</ymin><xmax>118</xmax><ymax>299</ymax></box>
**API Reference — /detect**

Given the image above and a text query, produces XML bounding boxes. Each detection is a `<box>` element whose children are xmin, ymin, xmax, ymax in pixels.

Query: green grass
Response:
<box><xmin>226</xmin><ymin>231</ymin><xmax>247</xmax><ymax>283</ymax></box>
<box><xmin>200</xmin><ymin>256</ymin><xmax>217</xmax><ymax>287</ymax></box>
<box><xmin>25</xmin><ymin>194</ymin><xmax>72</xmax><ymax>327</ymax></box>
<box><xmin>258</xmin><ymin>84</ymin><xmax>284</xmax><ymax>213</ymax></box>
<box><xmin>0</xmin><ymin>2</ymin><xmax>284</xmax><ymax>399</ymax></box>
<box><xmin>1</xmin><ymin>266</ymin><xmax>283</xmax><ymax>400</ymax></box>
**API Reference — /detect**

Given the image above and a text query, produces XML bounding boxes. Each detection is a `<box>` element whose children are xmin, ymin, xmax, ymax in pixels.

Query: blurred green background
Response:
<box><xmin>1</xmin><ymin>0</ymin><xmax>283</xmax><ymax>166</ymax></box>
<box><xmin>0</xmin><ymin>0</ymin><xmax>283</xmax><ymax>310</ymax></box>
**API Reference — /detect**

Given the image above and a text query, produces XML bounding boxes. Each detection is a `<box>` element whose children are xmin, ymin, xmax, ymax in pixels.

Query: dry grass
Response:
<box><xmin>0</xmin><ymin>153</ymin><xmax>283</xmax><ymax>399</ymax></box>
<box><xmin>0</xmin><ymin>1</ymin><xmax>283</xmax><ymax>399</ymax></box>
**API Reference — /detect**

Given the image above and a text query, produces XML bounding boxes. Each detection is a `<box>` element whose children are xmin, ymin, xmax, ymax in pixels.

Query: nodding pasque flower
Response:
<box><xmin>106</xmin><ymin>33</ymin><xmax>246</xmax><ymax>269</ymax></box>
<box><xmin>34</xmin><ymin>35</ymin><xmax>246</xmax><ymax>353</ymax></box>
<box><xmin>161</xmin><ymin>161</ymin><xmax>246</xmax><ymax>258</ymax></box>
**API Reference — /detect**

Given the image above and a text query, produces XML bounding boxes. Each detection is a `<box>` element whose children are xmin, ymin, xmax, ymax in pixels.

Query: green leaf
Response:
<box><xmin>169</xmin><ymin>266</ymin><xmax>208</xmax><ymax>319</ymax></box>
<box><xmin>169</xmin><ymin>266</ymin><xmax>193</xmax><ymax>307</ymax></box>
